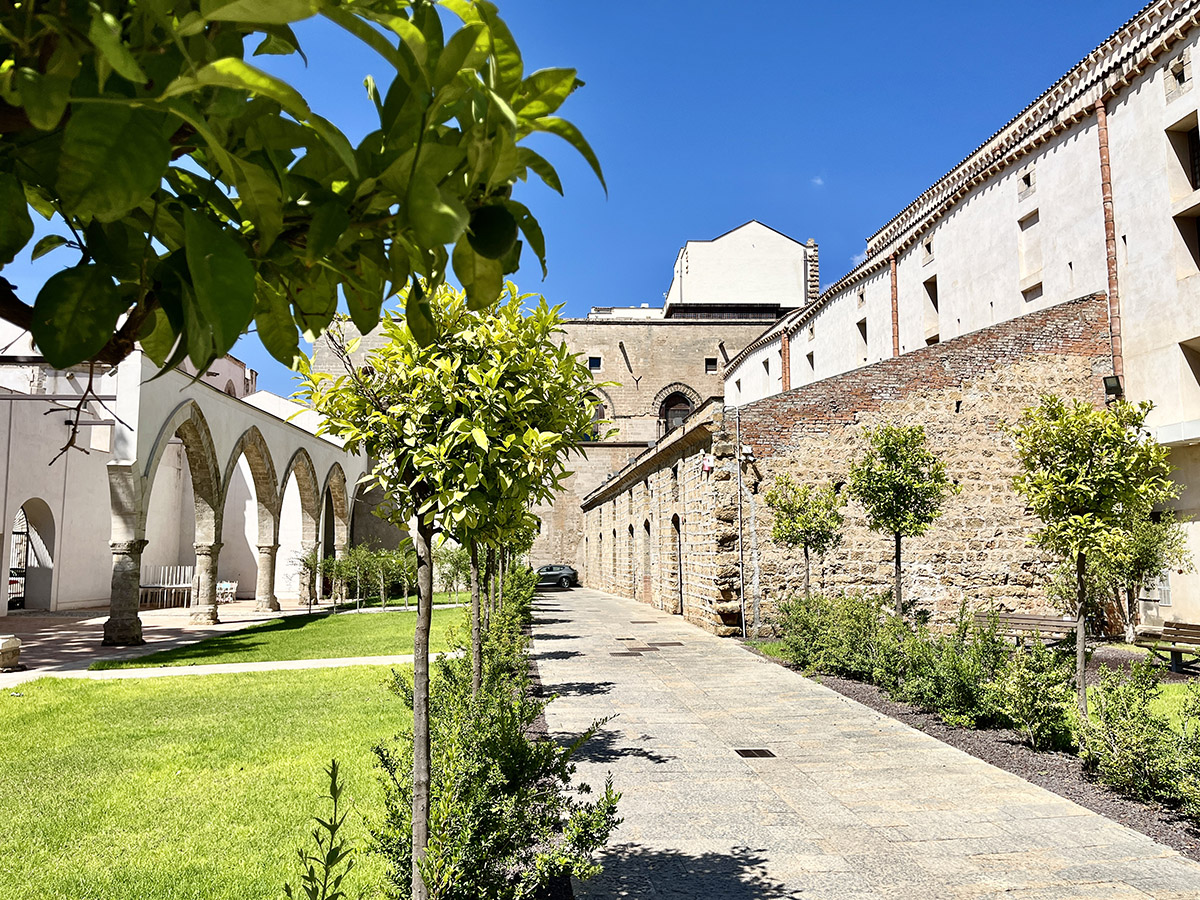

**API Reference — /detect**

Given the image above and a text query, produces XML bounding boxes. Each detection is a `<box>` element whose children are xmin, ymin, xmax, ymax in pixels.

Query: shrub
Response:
<box><xmin>891</xmin><ymin>606</ymin><xmax>1007</xmax><ymax>729</ymax></box>
<box><xmin>775</xmin><ymin>590</ymin><xmax>832</xmax><ymax>672</ymax></box>
<box><xmin>990</xmin><ymin>640</ymin><xmax>1075</xmax><ymax>751</ymax></box>
<box><xmin>371</xmin><ymin>571</ymin><xmax>619</xmax><ymax>900</ymax></box>
<box><xmin>1078</xmin><ymin>659</ymin><xmax>1179</xmax><ymax>801</ymax></box>
<box><xmin>1175</xmin><ymin>682</ymin><xmax>1200</xmax><ymax>819</ymax></box>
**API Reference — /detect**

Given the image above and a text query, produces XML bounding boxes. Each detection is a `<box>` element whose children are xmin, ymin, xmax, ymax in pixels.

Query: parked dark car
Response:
<box><xmin>536</xmin><ymin>564</ymin><xmax>578</xmax><ymax>589</ymax></box>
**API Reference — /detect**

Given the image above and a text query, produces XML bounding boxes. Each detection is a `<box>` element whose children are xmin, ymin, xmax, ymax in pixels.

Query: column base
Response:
<box><xmin>254</xmin><ymin>597</ymin><xmax>281</xmax><ymax>613</ymax></box>
<box><xmin>188</xmin><ymin>606</ymin><xmax>219</xmax><ymax>625</ymax></box>
<box><xmin>102</xmin><ymin>616</ymin><xmax>145</xmax><ymax>646</ymax></box>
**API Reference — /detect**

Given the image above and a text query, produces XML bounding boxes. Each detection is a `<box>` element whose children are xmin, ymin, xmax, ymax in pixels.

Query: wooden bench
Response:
<box><xmin>1136</xmin><ymin>620</ymin><xmax>1200</xmax><ymax>673</ymax></box>
<box><xmin>973</xmin><ymin>611</ymin><xmax>1077</xmax><ymax>645</ymax></box>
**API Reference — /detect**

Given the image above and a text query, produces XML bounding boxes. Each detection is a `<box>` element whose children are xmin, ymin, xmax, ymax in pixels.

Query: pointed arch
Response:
<box><xmin>142</xmin><ymin>399</ymin><xmax>222</xmax><ymax>544</ymax></box>
<box><xmin>221</xmin><ymin>426</ymin><xmax>280</xmax><ymax>545</ymax></box>
<box><xmin>322</xmin><ymin>463</ymin><xmax>350</xmax><ymax>550</ymax></box>
<box><xmin>280</xmin><ymin>448</ymin><xmax>321</xmax><ymax>545</ymax></box>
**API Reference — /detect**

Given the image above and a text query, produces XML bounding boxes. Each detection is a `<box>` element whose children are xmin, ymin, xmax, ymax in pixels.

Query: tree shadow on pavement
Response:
<box><xmin>576</xmin><ymin>843</ymin><xmax>799</xmax><ymax>899</ymax></box>
<box><xmin>564</xmin><ymin>727</ymin><xmax>674</xmax><ymax>765</ymax></box>
<box><xmin>540</xmin><ymin>680</ymin><xmax>615</xmax><ymax>698</ymax></box>
<box><xmin>530</xmin><ymin>649</ymin><xmax>581</xmax><ymax>662</ymax></box>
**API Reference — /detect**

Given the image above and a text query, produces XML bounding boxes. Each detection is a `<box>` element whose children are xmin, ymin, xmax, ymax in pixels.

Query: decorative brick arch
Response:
<box><xmin>221</xmin><ymin>425</ymin><xmax>280</xmax><ymax>545</ymax></box>
<box><xmin>651</xmin><ymin>382</ymin><xmax>701</xmax><ymax>413</ymax></box>
<box><xmin>141</xmin><ymin>399</ymin><xmax>222</xmax><ymax>544</ymax></box>
<box><xmin>280</xmin><ymin>448</ymin><xmax>322</xmax><ymax>546</ymax></box>
<box><xmin>322</xmin><ymin>463</ymin><xmax>350</xmax><ymax>550</ymax></box>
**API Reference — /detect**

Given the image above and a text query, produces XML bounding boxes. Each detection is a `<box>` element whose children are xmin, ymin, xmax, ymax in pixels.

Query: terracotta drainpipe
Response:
<box><xmin>780</xmin><ymin>329</ymin><xmax>791</xmax><ymax>393</ymax></box>
<box><xmin>889</xmin><ymin>254</ymin><xmax>900</xmax><ymax>357</ymax></box>
<box><xmin>1094</xmin><ymin>99</ymin><xmax>1124</xmax><ymax>380</ymax></box>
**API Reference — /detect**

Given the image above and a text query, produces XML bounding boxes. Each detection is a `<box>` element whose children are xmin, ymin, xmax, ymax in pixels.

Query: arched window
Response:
<box><xmin>659</xmin><ymin>392</ymin><xmax>693</xmax><ymax>435</ymax></box>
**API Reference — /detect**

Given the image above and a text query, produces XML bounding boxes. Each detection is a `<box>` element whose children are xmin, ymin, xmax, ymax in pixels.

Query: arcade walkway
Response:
<box><xmin>532</xmin><ymin>588</ymin><xmax>1200</xmax><ymax>899</ymax></box>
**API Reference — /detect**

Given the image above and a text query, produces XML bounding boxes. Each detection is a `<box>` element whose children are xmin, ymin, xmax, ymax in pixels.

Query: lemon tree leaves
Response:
<box><xmin>0</xmin><ymin>0</ymin><xmax>603</xmax><ymax>370</ymax></box>
<box><xmin>57</xmin><ymin>105</ymin><xmax>170</xmax><ymax>223</ymax></box>
<box><xmin>31</xmin><ymin>266</ymin><xmax>126</xmax><ymax>368</ymax></box>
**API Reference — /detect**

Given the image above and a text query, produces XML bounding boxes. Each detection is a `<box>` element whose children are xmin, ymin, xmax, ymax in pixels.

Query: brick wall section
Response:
<box><xmin>583</xmin><ymin>293</ymin><xmax>1114</xmax><ymax>637</ymax></box>
<box><xmin>738</xmin><ymin>292</ymin><xmax>1112</xmax><ymax>629</ymax></box>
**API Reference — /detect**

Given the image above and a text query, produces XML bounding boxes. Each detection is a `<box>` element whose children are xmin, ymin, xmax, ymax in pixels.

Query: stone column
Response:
<box><xmin>255</xmin><ymin>544</ymin><xmax>281</xmax><ymax>612</ymax></box>
<box><xmin>334</xmin><ymin>543</ymin><xmax>349</xmax><ymax>603</ymax></box>
<box><xmin>189</xmin><ymin>542</ymin><xmax>222</xmax><ymax>625</ymax></box>
<box><xmin>103</xmin><ymin>539</ymin><xmax>148</xmax><ymax>646</ymax></box>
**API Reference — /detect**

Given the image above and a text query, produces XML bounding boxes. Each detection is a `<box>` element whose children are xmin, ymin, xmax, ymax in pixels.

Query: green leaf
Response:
<box><xmin>183</xmin><ymin>209</ymin><xmax>255</xmax><ymax>356</ymax></box>
<box><xmin>514</xmin><ymin>68</ymin><xmax>579</xmax><ymax>118</ymax></box>
<box><xmin>0</xmin><ymin>173</ymin><xmax>34</xmax><ymax>267</ymax></box>
<box><xmin>408</xmin><ymin>173</ymin><xmax>469</xmax><ymax>248</ymax></box>
<box><xmin>517</xmin><ymin>148</ymin><xmax>562</xmax><ymax>195</ymax></box>
<box><xmin>14</xmin><ymin>66</ymin><xmax>72</xmax><ymax>131</ymax></box>
<box><xmin>228</xmin><ymin>158</ymin><xmax>283</xmax><ymax>250</ymax></box>
<box><xmin>31</xmin><ymin>266</ymin><xmax>127</xmax><ymax>368</ymax></box>
<box><xmin>200</xmin><ymin>0</ymin><xmax>320</xmax><ymax>24</ymax></box>
<box><xmin>139</xmin><ymin>306</ymin><xmax>179</xmax><ymax>367</ymax></box>
<box><xmin>253</xmin><ymin>24</ymin><xmax>305</xmax><ymax>60</ymax></box>
<box><xmin>57</xmin><ymin>105</ymin><xmax>169</xmax><ymax>222</ymax></box>
<box><xmin>532</xmin><ymin>116</ymin><xmax>606</xmax><ymax>194</ymax></box>
<box><xmin>87</xmin><ymin>6</ymin><xmax>148</xmax><ymax>84</ymax></box>
<box><xmin>405</xmin><ymin>282</ymin><xmax>436</xmax><ymax>347</ymax></box>
<box><xmin>307</xmin><ymin>114</ymin><xmax>359</xmax><ymax>177</ymax></box>
<box><xmin>433</xmin><ymin>22</ymin><xmax>488</xmax><ymax>87</ymax></box>
<box><xmin>503</xmin><ymin>200</ymin><xmax>546</xmax><ymax>278</ymax></box>
<box><xmin>29</xmin><ymin>234</ymin><xmax>68</xmax><ymax>262</ymax></box>
<box><xmin>471</xmin><ymin>427</ymin><xmax>488</xmax><ymax>450</ymax></box>
<box><xmin>162</xmin><ymin>58</ymin><xmax>310</xmax><ymax>120</ymax></box>
<box><xmin>255</xmin><ymin>278</ymin><xmax>301</xmax><ymax>367</ymax></box>
<box><xmin>476</xmin><ymin>1</ymin><xmax>523</xmax><ymax>95</ymax></box>
<box><xmin>305</xmin><ymin>203</ymin><xmax>350</xmax><ymax>265</ymax></box>
<box><xmin>452</xmin><ymin>237</ymin><xmax>503</xmax><ymax>310</ymax></box>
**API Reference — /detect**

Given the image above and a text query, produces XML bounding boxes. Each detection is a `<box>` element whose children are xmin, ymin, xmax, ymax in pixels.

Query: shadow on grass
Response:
<box><xmin>577</xmin><ymin>844</ymin><xmax>797</xmax><ymax>899</ymax></box>
<box><xmin>90</xmin><ymin>613</ymin><xmax>336</xmax><ymax>669</ymax></box>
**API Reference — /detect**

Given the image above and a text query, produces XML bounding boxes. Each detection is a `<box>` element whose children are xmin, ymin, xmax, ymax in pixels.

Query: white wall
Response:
<box><xmin>665</xmin><ymin>221</ymin><xmax>809</xmax><ymax>313</ymax></box>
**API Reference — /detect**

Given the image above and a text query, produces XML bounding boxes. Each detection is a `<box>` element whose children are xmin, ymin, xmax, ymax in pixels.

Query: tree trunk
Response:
<box><xmin>497</xmin><ymin>548</ymin><xmax>505</xmax><ymax>612</ymax></box>
<box><xmin>484</xmin><ymin>547</ymin><xmax>494</xmax><ymax>631</ymax></box>
<box><xmin>894</xmin><ymin>533</ymin><xmax>903</xmax><ymax>618</ymax></box>
<box><xmin>470</xmin><ymin>538</ymin><xmax>482</xmax><ymax>697</ymax></box>
<box><xmin>803</xmin><ymin>545</ymin><xmax>811</xmax><ymax>600</ymax></box>
<box><xmin>411</xmin><ymin>518</ymin><xmax>435</xmax><ymax>900</ymax></box>
<box><xmin>1076</xmin><ymin>550</ymin><xmax>1089</xmax><ymax>721</ymax></box>
<box><xmin>1124</xmin><ymin>585</ymin><xmax>1138</xmax><ymax>644</ymax></box>
<box><xmin>379</xmin><ymin>571</ymin><xmax>387</xmax><ymax>610</ymax></box>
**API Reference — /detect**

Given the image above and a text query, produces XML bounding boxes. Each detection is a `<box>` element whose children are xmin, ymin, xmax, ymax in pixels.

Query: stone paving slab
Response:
<box><xmin>534</xmin><ymin>589</ymin><xmax>1200</xmax><ymax>900</ymax></box>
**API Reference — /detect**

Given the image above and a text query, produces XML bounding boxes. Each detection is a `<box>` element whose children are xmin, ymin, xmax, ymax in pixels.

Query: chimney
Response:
<box><xmin>805</xmin><ymin>239</ymin><xmax>820</xmax><ymax>305</ymax></box>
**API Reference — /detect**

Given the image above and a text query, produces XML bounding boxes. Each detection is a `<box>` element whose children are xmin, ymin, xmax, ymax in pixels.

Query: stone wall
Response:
<box><xmin>584</xmin><ymin>293</ymin><xmax>1114</xmax><ymax>636</ymax></box>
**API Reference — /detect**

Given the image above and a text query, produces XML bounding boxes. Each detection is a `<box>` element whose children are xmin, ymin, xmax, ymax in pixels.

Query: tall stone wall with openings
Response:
<box><xmin>583</xmin><ymin>293</ymin><xmax>1114</xmax><ymax>637</ymax></box>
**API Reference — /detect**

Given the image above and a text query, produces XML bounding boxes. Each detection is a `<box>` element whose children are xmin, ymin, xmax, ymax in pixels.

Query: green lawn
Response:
<box><xmin>0</xmin><ymin>668</ymin><xmax>405</xmax><ymax>900</ymax></box>
<box><xmin>92</xmin><ymin>606</ymin><xmax>464</xmax><ymax>670</ymax></box>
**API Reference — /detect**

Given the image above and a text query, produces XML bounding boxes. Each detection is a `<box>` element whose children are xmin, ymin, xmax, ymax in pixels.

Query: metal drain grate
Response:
<box><xmin>648</xmin><ymin>641</ymin><xmax>684</xmax><ymax>647</ymax></box>
<box><xmin>629</xmin><ymin>620</ymin><xmax>656</xmax><ymax>624</ymax></box>
<box><xmin>610</xmin><ymin>652</ymin><xmax>643</xmax><ymax>657</ymax></box>
<box><xmin>734</xmin><ymin>748</ymin><xmax>776</xmax><ymax>758</ymax></box>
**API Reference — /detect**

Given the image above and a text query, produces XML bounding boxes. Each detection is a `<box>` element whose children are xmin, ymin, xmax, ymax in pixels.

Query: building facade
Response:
<box><xmin>582</xmin><ymin>0</ymin><xmax>1200</xmax><ymax>633</ymax></box>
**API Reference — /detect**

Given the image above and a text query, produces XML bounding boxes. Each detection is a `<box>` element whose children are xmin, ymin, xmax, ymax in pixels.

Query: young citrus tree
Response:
<box><xmin>763</xmin><ymin>475</ymin><xmax>844</xmax><ymax>598</ymax></box>
<box><xmin>0</xmin><ymin>0</ymin><xmax>602</xmax><ymax>381</ymax></box>
<box><xmin>1010</xmin><ymin>396</ymin><xmax>1177</xmax><ymax>716</ymax></box>
<box><xmin>848</xmin><ymin>423</ymin><xmax>958</xmax><ymax>617</ymax></box>
<box><xmin>1101</xmin><ymin>512</ymin><xmax>1192</xmax><ymax>642</ymax></box>
<box><xmin>299</xmin><ymin>282</ymin><xmax>598</xmax><ymax>899</ymax></box>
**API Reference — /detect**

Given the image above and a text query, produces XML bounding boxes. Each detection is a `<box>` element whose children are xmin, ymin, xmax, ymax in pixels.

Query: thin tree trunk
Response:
<box><xmin>470</xmin><ymin>538</ymin><xmax>482</xmax><ymax>697</ymax></box>
<box><xmin>803</xmin><ymin>545</ymin><xmax>811</xmax><ymax>600</ymax></box>
<box><xmin>411</xmin><ymin>518</ymin><xmax>435</xmax><ymax>900</ymax></box>
<box><xmin>1076</xmin><ymin>550</ymin><xmax>1089</xmax><ymax>721</ymax></box>
<box><xmin>497</xmin><ymin>548</ymin><xmax>505</xmax><ymax>612</ymax></box>
<box><xmin>484</xmin><ymin>547</ymin><xmax>494</xmax><ymax>632</ymax></box>
<box><xmin>379</xmin><ymin>570</ymin><xmax>387</xmax><ymax>610</ymax></box>
<box><xmin>894</xmin><ymin>533</ymin><xmax>903</xmax><ymax>618</ymax></box>
<box><xmin>1124</xmin><ymin>585</ymin><xmax>1138</xmax><ymax>643</ymax></box>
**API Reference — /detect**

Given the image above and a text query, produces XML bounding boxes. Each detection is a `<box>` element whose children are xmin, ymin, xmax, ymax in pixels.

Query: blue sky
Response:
<box><xmin>5</xmin><ymin>0</ymin><xmax>1146</xmax><ymax>394</ymax></box>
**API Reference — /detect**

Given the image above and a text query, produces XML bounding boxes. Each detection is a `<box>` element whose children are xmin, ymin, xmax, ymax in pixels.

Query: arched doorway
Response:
<box><xmin>8</xmin><ymin>499</ymin><xmax>55</xmax><ymax>610</ymax></box>
<box><xmin>278</xmin><ymin>449</ymin><xmax>321</xmax><ymax>604</ymax></box>
<box><xmin>671</xmin><ymin>513</ymin><xmax>683</xmax><ymax>615</ymax></box>
<box><xmin>659</xmin><ymin>392</ymin><xmax>693</xmax><ymax>436</ymax></box>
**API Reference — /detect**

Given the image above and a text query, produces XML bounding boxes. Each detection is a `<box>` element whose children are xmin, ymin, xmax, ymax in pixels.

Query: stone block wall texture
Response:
<box><xmin>584</xmin><ymin>293</ymin><xmax>1114</xmax><ymax>636</ymax></box>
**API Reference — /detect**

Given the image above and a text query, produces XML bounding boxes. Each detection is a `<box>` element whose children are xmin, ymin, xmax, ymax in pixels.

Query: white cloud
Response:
<box><xmin>851</xmin><ymin>250</ymin><xmax>867</xmax><ymax>265</ymax></box>
<box><xmin>810</xmin><ymin>176</ymin><xmax>825</xmax><ymax>187</ymax></box>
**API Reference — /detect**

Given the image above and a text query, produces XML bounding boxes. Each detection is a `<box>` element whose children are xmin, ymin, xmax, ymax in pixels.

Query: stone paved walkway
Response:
<box><xmin>533</xmin><ymin>589</ymin><xmax>1200</xmax><ymax>899</ymax></box>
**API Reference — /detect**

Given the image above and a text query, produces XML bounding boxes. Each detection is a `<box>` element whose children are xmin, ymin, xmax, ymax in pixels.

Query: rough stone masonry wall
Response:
<box><xmin>738</xmin><ymin>293</ymin><xmax>1113</xmax><ymax>633</ymax></box>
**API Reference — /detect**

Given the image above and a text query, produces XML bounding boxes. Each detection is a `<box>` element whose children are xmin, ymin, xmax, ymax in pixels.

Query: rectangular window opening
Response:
<box><xmin>805</xmin><ymin>351</ymin><xmax>814</xmax><ymax>373</ymax></box>
<box><xmin>588</xmin><ymin>356</ymin><xmax>602</xmax><ymax>371</ymax></box>
<box><xmin>1167</xmin><ymin>113</ymin><xmax>1200</xmax><ymax>198</ymax></box>
<box><xmin>1022</xmin><ymin>283</ymin><xmax>1044</xmax><ymax>303</ymax></box>
<box><xmin>856</xmin><ymin>317</ymin><xmax>868</xmax><ymax>363</ymax></box>
<box><xmin>704</xmin><ymin>357</ymin><xmax>718</xmax><ymax>374</ymax></box>
<box><xmin>923</xmin><ymin>276</ymin><xmax>939</xmax><ymax>342</ymax></box>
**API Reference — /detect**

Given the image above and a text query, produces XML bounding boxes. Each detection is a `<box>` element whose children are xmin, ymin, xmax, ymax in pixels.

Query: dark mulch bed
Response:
<box><xmin>744</xmin><ymin>644</ymin><xmax>1200</xmax><ymax>863</ymax></box>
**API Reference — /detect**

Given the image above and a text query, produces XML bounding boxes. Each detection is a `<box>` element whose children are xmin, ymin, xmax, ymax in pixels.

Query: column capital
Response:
<box><xmin>110</xmin><ymin>539</ymin><xmax>149</xmax><ymax>555</ymax></box>
<box><xmin>194</xmin><ymin>542</ymin><xmax>223</xmax><ymax>558</ymax></box>
<box><xmin>256</xmin><ymin>543</ymin><xmax>281</xmax><ymax>555</ymax></box>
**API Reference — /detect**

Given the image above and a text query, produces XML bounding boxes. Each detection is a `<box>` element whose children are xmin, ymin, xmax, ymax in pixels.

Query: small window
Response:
<box><xmin>806</xmin><ymin>351</ymin><xmax>814</xmax><ymax>373</ymax></box>
<box><xmin>922</xmin><ymin>237</ymin><xmax>934</xmax><ymax>262</ymax></box>
<box><xmin>856</xmin><ymin>318</ymin><xmax>868</xmax><ymax>363</ymax></box>
<box><xmin>856</xmin><ymin>289</ymin><xmax>865</xmax><ymax>308</ymax></box>
<box><xmin>1022</xmin><ymin>283</ymin><xmax>1044</xmax><ymax>303</ymax></box>
<box><xmin>1018</xmin><ymin>166</ymin><xmax>1036</xmax><ymax>200</ymax></box>
<box><xmin>1167</xmin><ymin>51</ymin><xmax>1192</xmax><ymax>101</ymax></box>
<box><xmin>588</xmin><ymin>356</ymin><xmax>602</xmax><ymax>371</ymax></box>
<box><xmin>704</xmin><ymin>357</ymin><xmax>718</xmax><ymax>374</ymax></box>
<box><xmin>735</xmin><ymin>378</ymin><xmax>742</xmax><ymax>393</ymax></box>
<box><xmin>807</xmin><ymin>326</ymin><xmax>815</xmax><ymax>341</ymax></box>
<box><xmin>762</xmin><ymin>359</ymin><xmax>770</xmax><ymax>376</ymax></box>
